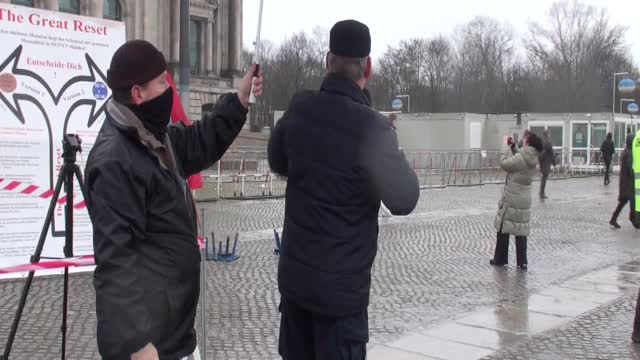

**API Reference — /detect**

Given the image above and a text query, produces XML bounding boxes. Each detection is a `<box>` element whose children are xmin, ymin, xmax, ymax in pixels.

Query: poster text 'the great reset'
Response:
<box><xmin>0</xmin><ymin>8</ymin><xmax>108</xmax><ymax>36</ymax></box>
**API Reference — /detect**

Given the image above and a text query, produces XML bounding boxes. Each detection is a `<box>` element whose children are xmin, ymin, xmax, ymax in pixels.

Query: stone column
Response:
<box><xmin>205</xmin><ymin>20</ymin><xmax>214</xmax><ymax>74</ymax></box>
<box><xmin>220</xmin><ymin>0</ymin><xmax>229</xmax><ymax>73</ymax></box>
<box><xmin>158</xmin><ymin>3</ymin><xmax>171</xmax><ymax>56</ymax></box>
<box><xmin>88</xmin><ymin>0</ymin><xmax>104</xmax><ymax>18</ymax></box>
<box><xmin>134</xmin><ymin>0</ymin><xmax>144</xmax><ymax>40</ymax></box>
<box><xmin>213</xmin><ymin>8</ymin><xmax>223</xmax><ymax>75</ymax></box>
<box><xmin>42</xmin><ymin>0</ymin><xmax>58</xmax><ymax>10</ymax></box>
<box><xmin>170</xmin><ymin>0</ymin><xmax>180</xmax><ymax>65</ymax></box>
<box><xmin>143</xmin><ymin>0</ymin><xmax>159</xmax><ymax>47</ymax></box>
<box><xmin>228</xmin><ymin>0</ymin><xmax>242</xmax><ymax>74</ymax></box>
<box><xmin>124</xmin><ymin>0</ymin><xmax>136</xmax><ymax>40</ymax></box>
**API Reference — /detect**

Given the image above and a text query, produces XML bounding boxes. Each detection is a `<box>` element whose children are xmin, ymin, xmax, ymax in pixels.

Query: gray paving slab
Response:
<box><xmin>482</xmin><ymin>294</ymin><xmax>640</xmax><ymax>360</ymax></box>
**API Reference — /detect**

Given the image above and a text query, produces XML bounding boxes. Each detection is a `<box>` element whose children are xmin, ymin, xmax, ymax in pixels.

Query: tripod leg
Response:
<box><xmin>73</xmin><ymin>165</ymin><xmax>88</xmax><ymax>208</ymax></box>
<box><xmin>64</xmin><ymin>165</ymin><xmax>74</xmax><ymax>258</ymax></box>
<box><xmin>32</xmin><ymin>170</ymin><xmax>66</xmax><ymax>262</ymax></box>
<box><xmin>58</xmin><ymin>165</ymin><xmax>83</xmax><ymax>358</ymax></box>
<box><xmin>61</xmin><ymin>266</ymin><xmax>69</xmax><ymax>360</ymax></box>
<box><xmin>2</xmin><ymin>171</ymin><xmax>66</xmax><ymax>360</ymax></box>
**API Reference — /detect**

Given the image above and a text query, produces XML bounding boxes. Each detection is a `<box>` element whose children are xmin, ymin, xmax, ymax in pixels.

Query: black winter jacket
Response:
<box><xmin>539</xmin><ymin>139</ymin><xmax>556</xmax><ymax>175</ymax></box>
<box><xmin>601</xmin><ymin>138</ymin><xmax>615</xmax><ymax>163</ymax></box>
<box><xmin>268</xmin><ymin>73</ymin><xmax>419</xmax><ymax>316</ymax></box>
<box><xmin>86</xmin><ymin>94</ymin><xmax>246</xmax><ymax>360</ymax></box>
<box><xmin>620</xmin><ymin>134</ymin><xmax>634</xmax><ymax>201</ymax></box>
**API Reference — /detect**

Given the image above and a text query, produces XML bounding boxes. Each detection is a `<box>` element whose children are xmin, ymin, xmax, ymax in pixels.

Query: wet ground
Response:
<box><xmin>1</xmin><ymin>176</ymin><xmax>639</xmax><ymax>359</ymax></box>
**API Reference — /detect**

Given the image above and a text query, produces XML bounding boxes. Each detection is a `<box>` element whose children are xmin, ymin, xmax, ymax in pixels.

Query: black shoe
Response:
<box><xmin>632</xmin><ymin>332</ymin><xmax>640</xmax><ymax>343</ymax></box>
<box><xmin>540</xmin><ymin>194</ymin><xmax>548</xmax><ymax>200</ymax></box>
<box><xmin>518</xmin><ymin>264</ymin><xmax>528</xmax><ymax>271</ymax></box>
<box><xmin>490</xmin><ymin>259</ymin><xmax>507</xmax><ymax>266</ymax></box>
<box><xmin>610</xmin><ymin>220</ymin><xmax>622</xmax><ymax>229</ymax></box>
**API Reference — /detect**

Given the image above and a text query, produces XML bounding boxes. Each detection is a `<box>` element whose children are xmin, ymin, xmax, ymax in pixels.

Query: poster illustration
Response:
<box><xmin>0</xmin><ymin>3</ymin><xmax>125</xmax><ymax>277</ymax></box>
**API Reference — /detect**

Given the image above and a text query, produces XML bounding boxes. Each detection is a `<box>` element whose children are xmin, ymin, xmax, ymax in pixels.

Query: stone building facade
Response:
<box><xmin>1</xmin><ymin>0</ymin><xmax>244</xmax><ymax>121</ymax></box>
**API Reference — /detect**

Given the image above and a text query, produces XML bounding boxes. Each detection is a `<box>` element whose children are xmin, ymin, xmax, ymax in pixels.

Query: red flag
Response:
<box><xmin>166</xmin><ymin>72</ymin><xmax>203</xmax><ymax>190</ymax></box>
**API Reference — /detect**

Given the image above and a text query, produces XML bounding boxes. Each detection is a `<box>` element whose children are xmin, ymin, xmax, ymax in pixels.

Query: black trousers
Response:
<box><xmin>611</xmin><ymin>198</ymin><xmax>636</xmax><ymax>224</ymax></box>
<box><xmin>604</xmin><ymin>160</ymin><xmax>612</xmax><ymax>184</ymax></box>
<box><xmin>493</xmin><ymin>231</ymin><xmax>527</xmax><ymax>266</ymax></box>
<box><xmin>279</xmin><ymin>298</ymin><xmax>368</xmax><ymax>360</ymax></box>
<box><xmin>540</xmin><ymin>173</ymin><xmax>549</xmax><ymax>196</ymax></box>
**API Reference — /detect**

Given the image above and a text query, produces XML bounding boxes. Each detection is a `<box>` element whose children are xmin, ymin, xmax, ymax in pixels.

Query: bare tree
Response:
<box><xmin>526</xmin><ymin>0</ymin><xmax>634</xmax><ymax>112</ymax></box>
<box><xmin>424</xmin><ymin>36</ymin><xmax>455</xmax><ymax>112</ymax></box>
<box><xmin>241</xmin><ymin>4</ymin><xmax>638</xmax><ymax>132</ymax></box>
<box><xmin>243</xmin><ymin>40</ymin><xmax>277</xmax><ymax>130</ymax></box>
<box><xmin>453</xmin><ymin>16</ymin><xmax>515</xmax><ymax>113</ymax></box>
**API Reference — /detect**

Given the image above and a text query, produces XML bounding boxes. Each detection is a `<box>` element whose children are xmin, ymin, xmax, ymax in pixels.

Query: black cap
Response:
<box><xmin>107</xmin><ymin>40</ymin><xmax>167</xmax><ymax>89</ymax></box>
<box><xmin>329</xmin><ymin>20</ymin><xmax>371</xmax><ymax>58</ymax></box>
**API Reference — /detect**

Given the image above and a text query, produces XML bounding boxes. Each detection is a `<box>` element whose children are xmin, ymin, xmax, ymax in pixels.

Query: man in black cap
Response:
<box><xmin>85</xmin><ymin>40</ymin><xmax>262</xmax><ymax>360</ymax></box>
<box><xmin>269</xmin><ymin>20</ymin><xmax>419</xmax><ymax>359</ymax></box>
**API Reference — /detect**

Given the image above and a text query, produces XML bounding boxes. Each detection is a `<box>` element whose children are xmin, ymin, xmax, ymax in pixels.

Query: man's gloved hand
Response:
<box><xmin>131</xmin><ymin>343</ymin><xmax>159</xmax><ymax>360</ymax></box>
<box><xmin>238</xmin><ymin>64</ymin><xmax>263</xmax><ymax>109</ymax></box>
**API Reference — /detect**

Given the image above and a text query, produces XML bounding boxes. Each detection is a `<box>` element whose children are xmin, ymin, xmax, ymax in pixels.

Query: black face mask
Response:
<box><xmin>128</xmin><ymin>87</ymin><xmax>174</xmax><ymax>141</ymax></box>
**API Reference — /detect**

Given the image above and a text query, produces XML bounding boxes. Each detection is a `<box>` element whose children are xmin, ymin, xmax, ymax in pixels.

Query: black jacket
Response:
<box><xmin>86</xmin><ymin>94</ymin><xmax>247</xmax><ymax>360</ymax></box>
<box><xmin>601</xmin><ymin>138</ymin><xmax>615</xmax><ymax>163</ymax></box>
<box><xmin>620</xmin><ymin>134</ymin><xmax>634</xmax><ymax>201</ymax></box>
<box><xmin>539</xmin><ymin>138</ymin><xmax>556</xmax><ymax>175</ymax></box>
<box><xmin>268</xmin><ymin>73</ymin><xmax>419</xmax><ymax>316</ymax></box>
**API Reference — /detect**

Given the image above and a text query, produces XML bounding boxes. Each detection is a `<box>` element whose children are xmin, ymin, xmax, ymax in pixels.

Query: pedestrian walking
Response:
<box><xmin>609</xmin><ymin>133</ymin><xmax>637</xmax><ymax>229</ymax></box>
<box><xmin>601</xmin><ymin>132</ymin><xmax>615</xmax><ymax>186</ymax></box>
<box><xmin>539</xmin><ymin>130</ymin><xmax>556</xmax><ymax>199</ymax></box>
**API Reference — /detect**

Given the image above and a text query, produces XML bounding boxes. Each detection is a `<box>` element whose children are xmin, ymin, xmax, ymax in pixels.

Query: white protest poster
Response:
<box><xmin>0</xmin><ymin>3</ymin><xmax>125</xmax><ymax>278</ymax></box>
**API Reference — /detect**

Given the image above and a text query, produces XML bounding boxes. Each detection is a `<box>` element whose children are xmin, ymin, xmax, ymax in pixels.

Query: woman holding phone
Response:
<box><xmin>490</xmin><ymin>133</ymin><xmax>544</xmax><ymax>270</ymax></box>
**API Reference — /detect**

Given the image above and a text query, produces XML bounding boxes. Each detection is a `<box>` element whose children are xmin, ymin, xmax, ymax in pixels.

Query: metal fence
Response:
<box><xmin>196</xmin><ymin>148</ymin><xmax>613</xmax><ymax>200</ymax></box>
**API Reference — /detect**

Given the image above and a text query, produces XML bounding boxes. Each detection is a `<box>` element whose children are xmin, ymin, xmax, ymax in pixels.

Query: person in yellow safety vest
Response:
<box><xmin>633</xmin><ymin>130</ymin><xmax>640</xmax><ymax>344</ymax></box>
<box><xmin>634</xmin><ymin>130</ymin><xmax>640</xmax><ymax>214</ymax></box>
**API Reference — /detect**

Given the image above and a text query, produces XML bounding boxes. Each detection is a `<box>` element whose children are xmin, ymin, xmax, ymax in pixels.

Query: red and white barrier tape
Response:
<box><xmin>0</xmin><ymin>178</ymin><xmax>87</xmax><ymax>209</ymax></box>
<box><xmin>0</xmin><ymin>255</ymin><xmax>95</xmax><ymax>274</ymax></box>
<box><xmin>0</xmin><ymin>238</ymin><xmax>205</xmax><ymax>275</ymax></box>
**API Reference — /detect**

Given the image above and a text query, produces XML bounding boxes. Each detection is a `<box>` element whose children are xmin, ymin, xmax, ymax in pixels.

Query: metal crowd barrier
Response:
<box><xmin>196</xmin><ymin>148</ymin><xmax>614</xmax><ymax>200</ymax></box>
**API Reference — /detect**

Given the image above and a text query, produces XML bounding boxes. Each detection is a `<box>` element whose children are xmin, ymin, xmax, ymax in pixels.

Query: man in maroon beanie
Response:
<box><xmin>85</xmin><ymin>40</ymin><xmax>262</xmax><ymax>360</ymax></box>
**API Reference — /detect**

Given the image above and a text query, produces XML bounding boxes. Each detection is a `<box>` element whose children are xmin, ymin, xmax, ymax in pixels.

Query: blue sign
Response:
<box><xmin>628</xmin><ymin>103</ymin><xmax>639</xmax><ymax>113</ymax></box>
<box><xmin>619</xmin><ymin>78</ymin><xmax>636</xmax><ymax>93</ymax></box>
<box><xmin>93</xmin><ymin>81</ymin><xmax>108</xmax><ymax>100</ymax></box>
<box><xmin>392</xmin><ymin>98</ymin><xmax>403</xmax><ymax>110</ymax></box>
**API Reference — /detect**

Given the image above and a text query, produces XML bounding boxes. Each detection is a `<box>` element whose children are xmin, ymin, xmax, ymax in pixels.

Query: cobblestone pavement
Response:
<box><xmin>1</xmin><ymin>176</ymin><xmax>640</xmax><ymax>359</ymax></box>
<box><xmin>481</xmin><ymin>292</ymin><xmax>640</xmax><ymax>360</ymax></box>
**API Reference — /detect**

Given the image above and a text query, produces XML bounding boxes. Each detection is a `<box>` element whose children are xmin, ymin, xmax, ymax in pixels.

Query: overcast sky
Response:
<box><xmin>243</xmin><ymin>0</ymin><xmax>640</xmax><ymax>68</ymax></box>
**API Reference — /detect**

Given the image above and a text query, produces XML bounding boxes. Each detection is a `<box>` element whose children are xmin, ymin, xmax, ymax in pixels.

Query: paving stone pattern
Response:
<box><xmin>0</xmin><ymin>177</ymin><xmax>639</xmax><ymax>359</ymax></box>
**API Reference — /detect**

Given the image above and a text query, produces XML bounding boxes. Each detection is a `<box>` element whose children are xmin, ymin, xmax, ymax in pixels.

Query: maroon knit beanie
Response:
<box><xmin>107</xmin><ymin>40</ymin><xmax>167</xmax><ymax>89</ymax></box>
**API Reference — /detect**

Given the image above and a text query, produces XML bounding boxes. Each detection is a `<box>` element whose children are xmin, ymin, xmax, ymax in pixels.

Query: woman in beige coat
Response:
<box><xmin>490</xmin><ymin>133</ymin><xmax>544</xmax><ymax>270</ymax></box>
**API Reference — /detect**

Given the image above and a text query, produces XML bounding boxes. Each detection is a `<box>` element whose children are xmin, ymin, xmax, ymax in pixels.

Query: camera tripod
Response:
<box><xmin>2</xmin><ymin>134</ymin><xmax>88</xmax><ymax>360</ymax></box>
